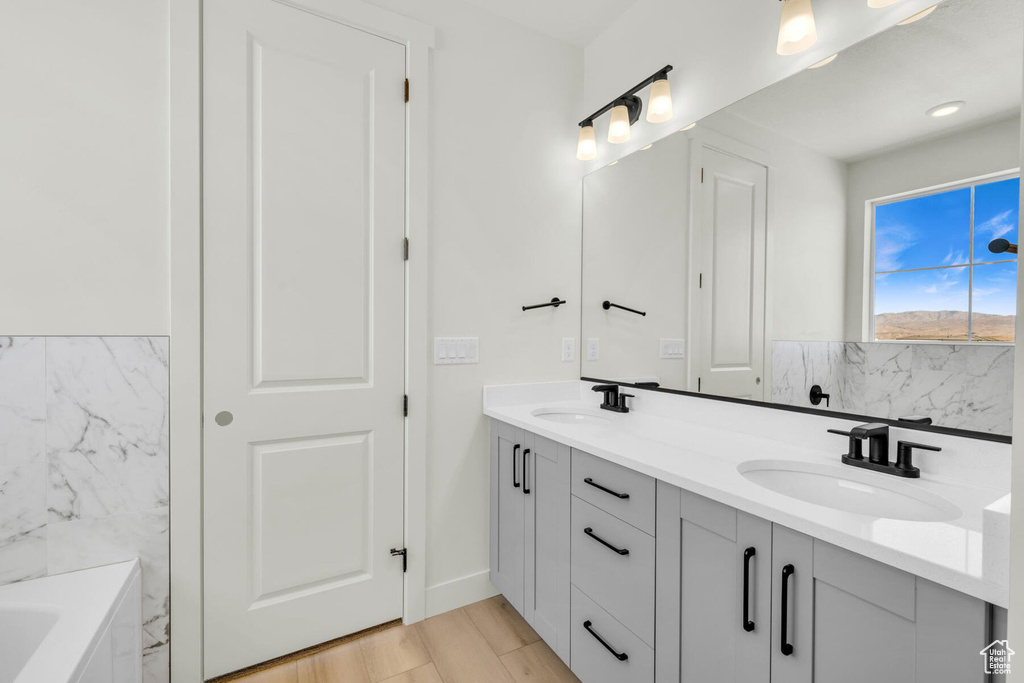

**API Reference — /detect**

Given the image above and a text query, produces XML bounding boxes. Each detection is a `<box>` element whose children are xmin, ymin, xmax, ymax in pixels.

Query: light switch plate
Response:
<box><xmin>434</xmin><ymin>337</ymin><xmax>479</xmax><ymax>364</ymax></box>
<box><xmin>561</xmin><ymin>338</ymin><xmax>576</xmax><ymax>362</ymax></box>
<box><xmin>660</xmin><ymin>338</ymin><xmax>685</xmax><ymax>359</ymax></box>
<box><xmin>587</xmin><ymin>338</ymin><xmax>599</xmax><ymax>361</ymax></box>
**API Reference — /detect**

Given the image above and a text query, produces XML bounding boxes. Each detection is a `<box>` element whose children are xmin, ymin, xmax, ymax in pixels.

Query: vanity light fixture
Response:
<box><xmin>867</xmin><ymin>0</ymin><xmax>901</xmax><ymax>6</ymax></box>
<box><xmin>576</xmin><ymin>120</ymin><xmax>597</xmax><ymax>160</ymax></box>
<box><xmin>575</xmin><ymin>65</ymin><xmax>674</xmax><ymax>159</ymax></box>
<box><xmin>898</xmin><ymin>4</ymin><xmax>937</xmax><ymax>24</ymax></box>
<box><xmin>808</xmin><ymin>53</ymin><xmax>838</xmax><ymax>69</ymax></box>
<box><xmin>927</xmin><ymin>100</ymin><xmax>964</xmax><ymax>117</ymax></box>
<box><xmin>777</xmin><ymin>0</ymin><xmax>818</xmax><ymax>56</ymax></box>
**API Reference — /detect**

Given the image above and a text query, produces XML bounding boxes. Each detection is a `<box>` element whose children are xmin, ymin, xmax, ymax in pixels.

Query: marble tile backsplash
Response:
<box><xmin>0</xmin><ymin>336</ymin><xmax>169</xmax><ymax>683</ymax></box>
<box><xmin>772</xmin><ymin>340</ymin><xmax>1014</xmax><ymax>435</ymax></box>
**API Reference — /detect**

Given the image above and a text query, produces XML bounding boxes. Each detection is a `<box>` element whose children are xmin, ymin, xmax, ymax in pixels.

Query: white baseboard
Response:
<box><xmin>424</xmin><ymin>569</ymin><xmax>499</xmax><ymax>618</ymax></box>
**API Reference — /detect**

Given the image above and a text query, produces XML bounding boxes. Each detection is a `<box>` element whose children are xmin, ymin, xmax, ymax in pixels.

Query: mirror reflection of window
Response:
<box><xmin>872</xmin><ymin>175</ymin><xmax>1019</xmax><ymax>343</ymax></box>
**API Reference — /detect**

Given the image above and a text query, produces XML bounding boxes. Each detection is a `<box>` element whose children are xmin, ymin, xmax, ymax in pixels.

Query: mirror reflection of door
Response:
<box><xmin>694</xmin><ymin>148</ymin><xmax>768</xmax><ymax>400</ymax></box>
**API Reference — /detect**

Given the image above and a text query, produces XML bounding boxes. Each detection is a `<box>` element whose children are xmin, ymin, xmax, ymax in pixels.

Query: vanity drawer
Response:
<box><xmin>571</xmin><ymin>449</ymin><xmax>656</xmax><ymax>534</ymax></box>
<box><xmin>570</xmin><ymin>585</ymin><xmax>654</xmax><ymax>683</ymax></box>
<box><xmin>570</xmin><ymin>496</ymin><xmax>655</xmax><ymax>645</ymax></box>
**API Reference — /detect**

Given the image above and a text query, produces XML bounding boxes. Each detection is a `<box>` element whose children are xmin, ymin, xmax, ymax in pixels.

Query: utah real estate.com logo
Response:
<box><xmin>981</xmin><ymin>640</ymin><xmax>1014</xmax><ymax>676</ymax></box>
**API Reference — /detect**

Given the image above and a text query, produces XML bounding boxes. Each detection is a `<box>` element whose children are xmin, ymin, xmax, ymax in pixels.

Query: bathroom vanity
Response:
<box><xmin>485</xmin><ymin>381</ymin><xmax>1010</xmax><ymax>683</ymax></box>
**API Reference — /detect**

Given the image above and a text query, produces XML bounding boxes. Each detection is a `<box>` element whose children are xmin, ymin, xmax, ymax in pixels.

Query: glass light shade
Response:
<box><xmin>898</xmin><ymin>4</ymin><xmax>936</xmax><ymax>24</ymax></box>
<box><xmin>867</xmin><ymin>0</ymin><xmax>900</xmax><ymax>7</ymax></box>
<box><xmin>576</xmin><ymin>124</ymin><xmax>597</xmax><ymax>160</ymax></box>
<box><xmin>777</xmin><ymin>0</ymin><xmax>818</xmax><ymax>56</ymax></box>
<box><xmin>646</xmin><ymin>78</ymin><xmax>673</xmax><ymax>123</ymax></box>
<box><xmin>607</xmin><ymin>105</ymin><xmax>632</xmax><ymax>144</ymax></box>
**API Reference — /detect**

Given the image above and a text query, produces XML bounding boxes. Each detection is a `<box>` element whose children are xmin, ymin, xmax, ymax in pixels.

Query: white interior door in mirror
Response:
<box><xmin>202</xmin><ymin>0</ymin><xmax>407</xmax><ymax>676</ymax></box>
<box><xmin>695</xmin><ymin>147</ymin><xmax>768</xmax><ymax>400</ymax></box>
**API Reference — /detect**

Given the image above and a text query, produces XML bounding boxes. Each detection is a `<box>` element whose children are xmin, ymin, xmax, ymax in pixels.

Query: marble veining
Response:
<box><xmin>0</xmin><ymin>337</ymin><xmax>169</xmax><ymax>683</ymax></box>
<box><xmin>772</xmin><ymin>341</ymin><xmax>1014</xmax><ymax>435</ymax></box>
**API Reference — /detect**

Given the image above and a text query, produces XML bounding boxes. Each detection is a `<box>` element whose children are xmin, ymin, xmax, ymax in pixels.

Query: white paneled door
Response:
<box><xmin>695</xmin><ymin>147</ymin><xmax>768</xmax><ymax>400</ymax></box>
<box><xmin>203</xmin><ymin>0</ymin><xmax>407</xmax><ymax>677</ymax></box>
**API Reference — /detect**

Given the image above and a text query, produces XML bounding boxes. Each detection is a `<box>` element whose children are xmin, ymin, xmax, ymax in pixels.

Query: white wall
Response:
<box><xmin>0</xmin><ymin>1</ymin><xmax>169</xmax><ymax>335</ymax></box>
<box><xmin>580</xmin><ymin>0</ymin><xmax>944</xmax><ymax>168</ymax></box>
<box><xmin>582</xmin><ymin>133</ymin><xmax>689</xmax><ymax>387</ymax></box>
<box><xmin>699</xmin><ymin>111</ymin><xmax>848</xmax><ymax>342</ymax></box>
<box><xmin>844</xmin><ymin>116</ymin><xmax>1022</xmax><ymax>339</ymax></box>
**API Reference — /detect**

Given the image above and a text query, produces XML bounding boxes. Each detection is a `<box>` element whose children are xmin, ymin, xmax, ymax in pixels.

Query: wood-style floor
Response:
<box><xmin>228</xmin><ymin>595</ymin><xmax>581</xmax><ymax>683</ymax></box>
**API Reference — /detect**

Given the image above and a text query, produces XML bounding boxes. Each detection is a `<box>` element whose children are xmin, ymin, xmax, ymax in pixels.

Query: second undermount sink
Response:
<box><xmin>531</xmin><ymin>407</ymin><xmax>613</xmax><ymax>426</ymax></box>
<box><xmin>738</xmin><ymin>460</ymin><xmax>961</xmax><ymax>522</ymax></box>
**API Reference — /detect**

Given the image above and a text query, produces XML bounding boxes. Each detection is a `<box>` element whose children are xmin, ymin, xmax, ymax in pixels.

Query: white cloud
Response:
<box><xmin>977</xmin><ymin>209</ymin><xmax>1016</xmax><ymax>239</ymax></box>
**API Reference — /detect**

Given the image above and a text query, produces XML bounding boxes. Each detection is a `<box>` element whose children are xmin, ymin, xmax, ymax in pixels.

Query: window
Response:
<box><xmin>872</xmin><ymin>175</ymin><xmax>1019</xmax><ymax>343</ymax></box>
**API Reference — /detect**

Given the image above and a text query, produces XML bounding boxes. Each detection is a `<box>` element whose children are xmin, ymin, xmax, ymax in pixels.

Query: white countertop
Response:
<box><xmin>484</xmin><ymin>381</ymin><xmax>1011</xmax><ymax>607</ymax></box>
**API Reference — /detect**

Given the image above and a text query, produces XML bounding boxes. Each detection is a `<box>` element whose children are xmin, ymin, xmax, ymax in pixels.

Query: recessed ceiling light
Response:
<box><xmin>640</xmin><ymin>144</ymin><xmax>653</xmax><ymax>150</ymax></box>
<box><xmin>899</xmin><ymin>4</ymin><xmax>937</xmax><ymax>24</ymax></box>
<box><xmin>927</xmin><ymin>101</ymin><xmax>965</xmax><ymax>117</ymax></box>
<box><xmin>808</xmin><ymin>54</ymin><xmax>838</xmax><ymax>69</ymax></box>
<box><xmin>680</xmin><ymin>123</ymin><xmax>696</xmax><ymax>131</ymax></box>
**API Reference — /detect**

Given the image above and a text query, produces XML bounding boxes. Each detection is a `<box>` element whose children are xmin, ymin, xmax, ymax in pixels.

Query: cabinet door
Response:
<box><xmin>524</xmin><ymin>435</ymin><xmax>571</xmax><ymax>664</ymax></box>
<box><xmin>679</xmin><ymin>490</ymin><xmax>771</xmax><ymax>683</ymax></box>
<box><xmin>489</xmin><ymin>421</ymin><xmax>525</xmax><ymax>612</ymax></box>
<box><xmin>770</xmin><ymin>525</ymin><xmax>813</xmax><ymax>683</ymax></box>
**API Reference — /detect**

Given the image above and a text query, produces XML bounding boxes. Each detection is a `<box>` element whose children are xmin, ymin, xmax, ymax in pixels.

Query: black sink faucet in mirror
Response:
<box><xmin>592</xmin><ymin>384</ymin><xmax>632</xmax><ymax>413</ymax></box>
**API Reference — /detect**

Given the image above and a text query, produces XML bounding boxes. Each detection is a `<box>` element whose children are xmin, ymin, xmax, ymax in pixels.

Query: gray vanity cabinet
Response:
<box><xmin>657</xmin><ymin>485</ymin><xmax>991</xmax><ymax>683</ymax></box>
<box><xmin>489</xmin><ymin>421</ymin><xmax>571</xmax><ymax>663</ymax></box>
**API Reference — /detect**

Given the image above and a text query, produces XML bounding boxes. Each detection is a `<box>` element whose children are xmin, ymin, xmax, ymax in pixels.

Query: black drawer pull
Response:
<box><xmin>512</xmin><ymin>445</ymin><xmax>520</xmax><ymax>488</ymax></box>
<box><xmin>523</xmin><ymin>449</ymin><xmax>531</xmax><ymax>495</ymax></box>
<box><xmin>584</xmin><ymin>477</ymin><xmax>630</xmax><ymax>499</ymax></box>
<box><xmin>583</xmin><ymin>527</ymin><xmax>629</xmax><ymax>555</ymax></box>
<box><xmin>742</xmin><ymin>547</ymin><xmax>755</xmax><ymax>633</ymax></box>
<box><xmin>583</xmin><ymin>620</ymin><xmax>628</xmax><ymax>661</ymax></box>
<box><xmin>780</xmin><ymin>564</ymin><xmax>795</xmax><ymax>656</ymax></box>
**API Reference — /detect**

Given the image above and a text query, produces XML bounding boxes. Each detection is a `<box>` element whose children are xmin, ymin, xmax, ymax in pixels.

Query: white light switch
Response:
<box><xmin>587</xmin><ymin>338</ymin><xmax>599</xmax><ymax>361</ymax></box>
<box><xmin>561</xmin><ymin>338</ymin><xmax>576</xmax><ymax>362</ymax></box>
<box><xmin>434</xmin><ymin>337</ymin><xmax>479</xmax><ymax>365</ymax></box>
<box><xmin>660</xmin><ymin>338</ymin><xmax>685</xmax><ymax>359</ymax></box>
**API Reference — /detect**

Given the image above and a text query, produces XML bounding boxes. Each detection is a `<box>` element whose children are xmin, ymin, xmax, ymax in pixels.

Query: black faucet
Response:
<box><xmin>592</xmin><ymin>384</ymin><xmax>633</xmax><ymax>413</ymax></box>
<box><xmin>827</xmin><ymin>422</ymin><xmax>940</xmax><ymax>478</ymax></box>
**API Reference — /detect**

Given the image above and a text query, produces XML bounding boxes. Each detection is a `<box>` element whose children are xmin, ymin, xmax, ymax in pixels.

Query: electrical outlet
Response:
<box><xmin>434</xmin><ymin>337</ymin><xmax>479</xmax><ymax>364</ymax></box>
<box><xmin>561</xmin><ymin>338</ymin><xmax>576</xmax><ymax>362</ymax></box>
<box><xmin>587</xmin><ymin>338</ymin><xmax>600</xmax><ymax>361</ymax></box>
<box><xmin>660</xmin><ymin>338</ymin><xmax>685</xmax><ymax>359</ymax></box>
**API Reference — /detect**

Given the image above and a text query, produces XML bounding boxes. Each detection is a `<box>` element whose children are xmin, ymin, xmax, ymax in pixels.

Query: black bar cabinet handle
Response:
<box><xmin>512</xmin><ymin>444</ymin><xmax>520</xmax><ymax>488</ymax></box>
<box><xmin>583</xmin><ymin>620</ymin><xmax>628</xmax><ymax>661</ymax></box>
<box><xmin>523</xmin><ymin>449</ymin><xmax>531</xmax><ymax>495</ymax></box>
<box><xmin>583</xmin><ymin>527</ymin><xmax>629</xmax><ymax>556</ymax></box>
<box><xmin>584</xmin><ymin>477</ymin><xmax>630</xmax><ymax>499</ymax></box>
<box><xmin>603</xmin><ymin>300</ymin><xmax>646</xmax><ymax>316</ymax></box>
<box><xmin>780</xmin><ymin>564</ymin><xmax>795</xmax><ymax>656</ymax></box>
<box><xmin>742</xmin><ymin>547</ymin><xmax>756</xmax><ymax>632</ymax></box>
<box><xmin>523</xmin><ymin>297</ymin><xmax>566</xmax><ymax>311</ymax></box>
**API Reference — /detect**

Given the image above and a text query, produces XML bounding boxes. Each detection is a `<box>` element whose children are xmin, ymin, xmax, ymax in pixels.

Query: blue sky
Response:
<box><xmin>874</xmin><ymin>177</ymin><xmax>1019</xmax><ymax>318</ymax></box>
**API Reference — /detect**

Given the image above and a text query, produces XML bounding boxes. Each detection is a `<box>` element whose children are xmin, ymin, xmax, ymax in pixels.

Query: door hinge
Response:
<box><xmin>390</xmin><ymin>547</ymin><xmax>408</xmax><ymax>572</ymax></box>
<box><xmin>699</xmin><ymin>273</ymin><xmax>703</xmax><ymax>288</ymax></box>
<box><xmin>403</xmin><ymin>394</ymin><xmax>409</xmax><ymax>417</ymax></box>
<box><xmin>403</xmin><ymin>237</ymin><xmax>409</xmax><ymax>261</ymax></box>
<box><xmin>698</xmin><ymin>377</ymin><xmax>702</xmax><ymax>392</ymax></box>
<box><xmin>404</xmin><ymin>78</ymin><xmax>410</xmax><ymax>102</ymax></box>
<box><xmin>701</xmin><ymin>168</ymin><xmax>704</xmax><ymax>183</ymax></box>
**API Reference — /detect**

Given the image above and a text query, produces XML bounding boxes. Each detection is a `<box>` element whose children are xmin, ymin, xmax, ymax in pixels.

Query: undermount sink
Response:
<box><xmin>531</xmin><ymin>407</ymin><xmax>613</xmax><ymax>425</ymax></box>
<box><xmin>738</xmin><ymin>460</ymin><xmax>961</xmax><ymax>522</ymax></box>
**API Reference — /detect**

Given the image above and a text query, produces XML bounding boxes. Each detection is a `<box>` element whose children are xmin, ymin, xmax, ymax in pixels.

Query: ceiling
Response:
<box><xmin>720</xmin><ymin>0</ymin><xmax>1023</xmax><ymax>162</ymax></box>
<box><xmin>457</xmin><ymin>0</ymin><xmax>637</xmax><ymax>47</ymax></box>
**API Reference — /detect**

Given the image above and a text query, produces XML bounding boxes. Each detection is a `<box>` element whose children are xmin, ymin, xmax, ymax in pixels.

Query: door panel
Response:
<box><xmin>203</xmin><ymin>0</ymin><xmax>407</xmax><ymax>676</ymax></box>
<box><xmin>697</xmin><ymin>147</ymin><xmax>767</xmax><ymax>400</ymax></box>
<box><xmin>492</xmin><ymin>424</ymin><xmax>525</xmax><ymax>612</ymax></box>
<box><xmin>771</xmin><ymin>525</ymin><xmax>813</xmax><ymax>683</ymax></box>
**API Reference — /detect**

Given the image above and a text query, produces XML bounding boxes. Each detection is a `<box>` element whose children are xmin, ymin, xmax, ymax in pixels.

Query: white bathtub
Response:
<box><xmin>0</xmin><ymin>560</ymin><xmax>142</xmax><ymax>683</ymax></box>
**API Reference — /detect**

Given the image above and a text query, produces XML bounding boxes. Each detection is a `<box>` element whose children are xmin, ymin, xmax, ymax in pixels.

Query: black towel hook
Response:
<box><xmin>603</xmin><ymin>300</ymin><xmax>646</xmax><ymax>316</ymax></box>
<box><xmin>523</xmin><ymin>297</ymin><xmax>566</xmax><ymax>311</ymax></box>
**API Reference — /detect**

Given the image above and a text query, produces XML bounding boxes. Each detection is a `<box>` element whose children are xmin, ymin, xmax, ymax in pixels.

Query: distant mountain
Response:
<box><xmin>874</xmin><ymin>310</ymin><xmax>1015</xmax><ymax>342</ymax></box>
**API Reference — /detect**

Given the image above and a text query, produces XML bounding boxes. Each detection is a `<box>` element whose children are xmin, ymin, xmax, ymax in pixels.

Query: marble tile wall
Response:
<box><xmin>0</xmin><ymin>336</ymin><xmax>169</xmax><ymax>683</ymax></box>
<box><xmin>772</xmin><ymin>340</ymin><xmax>1014</xmax><ymax>435</ymax></box>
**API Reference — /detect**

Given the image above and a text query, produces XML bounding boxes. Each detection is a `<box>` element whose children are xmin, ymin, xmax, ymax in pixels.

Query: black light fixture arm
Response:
<box><xmin>578</xmin><ymin>65</ymin><xmax>673</xmax><ymax>127</ymax></box>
